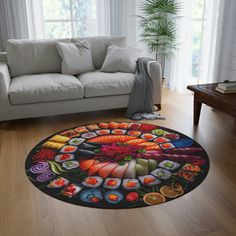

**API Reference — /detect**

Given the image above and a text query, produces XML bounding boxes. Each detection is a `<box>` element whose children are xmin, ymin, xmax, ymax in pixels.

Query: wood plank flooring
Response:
<box><xmin>0</xmin><ymin>88</ymin><xmax>235</xmax><ymax>236</ymax></box>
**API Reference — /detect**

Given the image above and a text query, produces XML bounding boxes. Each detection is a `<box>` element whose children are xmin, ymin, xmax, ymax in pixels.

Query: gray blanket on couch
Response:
<box><xmin>126</xmin><ymin>57</ymin><xmax>154</xmax><ymax>117</ymax></box>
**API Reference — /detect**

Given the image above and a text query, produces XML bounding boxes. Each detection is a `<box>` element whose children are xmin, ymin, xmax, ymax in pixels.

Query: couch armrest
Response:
<box><xmin>0</xmin><ymin>63</ymin><xmax>11</xmax><ymax>98</ymax></box>
<box><xmin>147</xmin><ymin>60</ymin><xmax>162</xmax><ymax>106</ymax></box>
<box><xmin>0</xmin><ymin>52</ymin><xmax>7</xmax><ymax>62</ymax></box>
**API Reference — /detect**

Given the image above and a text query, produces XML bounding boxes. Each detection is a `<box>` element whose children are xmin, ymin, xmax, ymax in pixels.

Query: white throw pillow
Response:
<box><xmin>55</xmin><ymin>41</ymin><xmax>94</xmax><ymax>75</ymax></box>
<box><xmin>101</xmin><ymin>44</ymin><xmax>142</xmax><ymax>73</ymax></box>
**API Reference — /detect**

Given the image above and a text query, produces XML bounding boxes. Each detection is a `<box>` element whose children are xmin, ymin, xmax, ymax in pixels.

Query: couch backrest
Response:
<box><xmin>7</xmin><ymin>36</ymin><xmax>126</xmax><ymax>77</ymax></box>
<box><xmin>7</xmin><ymin>39</ymin><xmax>70</xmax><ymax>77</ymax></box>
<box><xmin>72</xmin><ymin>36</ymin><xmax>126</xmax><ymax>69</ymax></box>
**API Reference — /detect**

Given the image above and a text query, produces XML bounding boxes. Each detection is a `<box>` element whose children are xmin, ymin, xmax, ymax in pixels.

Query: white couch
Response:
<box><xmin>0</xmin><ymin>36</ymin><xmax>162</xmax><ymax>122</ymax></box>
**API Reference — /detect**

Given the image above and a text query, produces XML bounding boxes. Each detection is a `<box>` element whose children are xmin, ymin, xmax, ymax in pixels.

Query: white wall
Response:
<box><xmin>217</xmin><ymin>0</ymin><xmax>236</xmax><ymax>82</ymax></box>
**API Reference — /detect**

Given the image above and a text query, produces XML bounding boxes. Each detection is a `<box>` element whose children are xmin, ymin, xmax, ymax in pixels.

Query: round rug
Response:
<box><xmin>26</xmin><ymin>122</ymin><xmax>209</xmax><ymax>209</ymax></box>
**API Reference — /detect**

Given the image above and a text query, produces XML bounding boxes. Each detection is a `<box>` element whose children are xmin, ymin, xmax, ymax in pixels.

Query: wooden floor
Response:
<box><xmin>0</xmin><ymin>88</ymin><xmax>236</xmax><ymax>236</ymax></box>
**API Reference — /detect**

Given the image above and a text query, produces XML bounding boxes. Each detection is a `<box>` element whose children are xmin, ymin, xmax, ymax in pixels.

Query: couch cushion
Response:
<box><xmin>101</xmin><ymin>44</ymin><xmax>141</xmax><ymax>73</ymax></box>
<box><xmin>55</xmin><ymin>41</ymin><xmax>94</xmax><ymax>75</ymax></box>
<box><xmin>77</xmin><ymin>71</ymin><xmax>135</xmax><ymax>98</ymax></box>
<box><xmin>9</xmin><ymin>74</ymin><xmax>84</xmax><ymax>105</ymax></box>
<box><xmin>7</xmin><ymin>39</ymin><xmax>70</xmax><ymax>77</ymax></box>
<box><xmin>72</xmin><ymin>36</ymin><xmax>126</xmax><ymax>69</ymax></box>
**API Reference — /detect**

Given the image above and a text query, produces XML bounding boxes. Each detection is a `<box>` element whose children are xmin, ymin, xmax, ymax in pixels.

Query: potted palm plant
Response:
<box><xmin>138</xmin><ymin>0</ymin><xmax>180</xmax><ymax>80</ymax></box>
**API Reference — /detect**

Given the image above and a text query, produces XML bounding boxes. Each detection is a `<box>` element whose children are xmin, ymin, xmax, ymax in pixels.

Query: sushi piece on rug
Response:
<box><xmin>111</xmin><ymin>129</ymin><xmax>127</xmax><ymax>135</ymax></box>
<box><xmin>98</xmin><ymin>122</ymin><xmax>110</xmax><ymax>129</ymax></box>
<box><xmin>148</xmin><ymin>159</ymin><xmax>158</xmax><ymax>171</ymax></box>
<box><xmin>141</xmin><ymin>133</ymin><xmax>157</xmax><ymax>141</ymax></box>
<box><xmin>68</xmin><ymin>138</ymin><xmax>85</xmax><ymax>146</ymax></box>
<box><xmin>124</xmin><ymin>159</ymin><xmax>136</xmax><ymax>178</ymax></box>
<box><xmin>139</xmin><ymin>124</ymin><xmax>157</xmax><ymax>132</ymax></box>
<box><xmin>127</xmin><ymin>130</ymin><xmax>142</xmax><ymax>137</ymax></box>
<box><xmin>95</xmin><ymin>129</ymin><xmax>110</xmax><ymax>135</ymax></box>
<box><xmin>60</xmin><ymin>129</ymin><xmax>79</xmax><ymax>138</ymax></box>
<box><xmin>74</xmin><ymin>126</ymin><xmax>89</xmax><ymax>133</ymax></box>
<box><xmin>80</xmin><ymin>189</ymin><xmax>103</xmax><ymax>203</ymax></box>
<box><xmin>122</xmin><ymin>179</ymin><xmax>140</xmax><ymax>190</ymax></box>
<box><xmin>164</xmin><ymin>133</ymin><xmax>180</xmax><ymax>140</ymax></box>
<box><xmin>88</xmin><ymin>135</ymin><xmax>136</xmax><ymax>144</ymax></box>
<box><xmin>88</xmin><ymin>162</ymin><xmax>111</xmax><ymax>176</ymax></box>
<box><xmin>174</xmin><ymin>170</ymin><xmax>197</xmax><ymax>181</ymax></box>
<box><xmin>153</xmin><ymin>137</ymin><xmax>170</xmax><ymax>143</ymax></box>
<box><xmin>160</xmin><ymin>143</ymin><xmax>175</xmax><ymax>150</ymax></box>
<box><xmin>80</xmin><ymin>160</ymin><xmax>97</xmax><ymax>171</ymax></box>
<box><xmin>48</xmin><ymin>177</ymin><xmax>69</xmax><ymax>188</ymax></box>
<box><xmin>55</xmin><ymin>154</ymin><xmax>74</xmax><ymax>162</ymax></box>
<box><xmin>60</xmin><ymin>145</ymin><xmax>78</xmax><ymax>153</ymax></box>
<box><xmin>124</xmin><ymin>138</ymin><xmax>146</xmax><ymax>145</ymax></box>
<box><xmin>81</xmin><ymin>132</ymin><xmax>97</xmax><ymax>139</ymax></box>
<box><xmin>104</xmin><ymin>191</ymin><xmax>124</xmax><ymax>204</ymax></box>
<box><xmin>138</xmin><ymin>175</ymin><xmax>161</xmax><ymax>186</ymax></box>
<box><xmin>82</xmin><ymin>176</ymin><xmax>103</xmax><ymax>188</ymax></box>
<box><xmin>98</xmin><ymin>163</ymin><xmax>119</xmax><ymax>178</ymax></box>
<box><xmin>138</xmin><ymin>142</ymin><xmax>157</xmax><ymax>147</ymax></box>
<box><xmin>86</xmin><ymin>124</ymin><xmax>100</xmax><ymax>130</ymax></box>
<box><xmin>182</xmin><ymin>163</ymin><xmax>201</xmax><ymax>173</ymax></box>
<box><xmin>118</xmin><ymin>122</ymin><xmax>129</xmax><ymax>129</ymax></box>
<box><xmin>103</xmin><ymin>178</ymin><xmax>121</xmax><ymax>189</ymax></box>
<box><xmin>128</xmin><ymin>123</ymin><xmax>141</xmax><ymax>130</ymax></box>
<box><xmin>135</xmin><ymin>159</ymin><xmax>148</xmax><ymax>177</ymax></box>
<box><xmin>158</xmin><ymin>160</ymin><xmax>180</xmax><ymax>171</ymax></box>
<box><xmin>152</xmin><ymin>129</ymin><xmax>167</xmax><ymax>136</ymax></box>
<box><xmin>43</xmin><ymin>141</ymin><xmax>65</xmax><ymax>149</ymax></box>
<box><xmin>109</xmin><ymin>122</ymin><xmax>120</xmax><ymax>129</ymax></box>
<box><xmin>62</xmin><ymin>184</ymin><xmax>82</xmax><ymax>198</ymax></box>
<box><xmin>50</xmin><ymin>135</ymin><xmax>70</xmax><ymax>143</ymax></box>
<box><xmin>111</xmin><ymin>162</ymin><xmax>129</xmax><ymax>178</ymax></box>
<box><xmin>62</xmin><ymin>161</ymin><xmax>80</xmax><ymax>170</ymax></box>
<box><xmin>151</xmin><ymin>168</ymin><xmax>172</xmax><ymax>180</ymax></box>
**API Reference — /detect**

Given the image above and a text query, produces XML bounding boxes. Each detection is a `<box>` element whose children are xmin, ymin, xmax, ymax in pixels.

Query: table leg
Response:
<box><xmin>194</xmin><ymin>99</ymin><xmax>202</xmax><ymax>125</ymax></box>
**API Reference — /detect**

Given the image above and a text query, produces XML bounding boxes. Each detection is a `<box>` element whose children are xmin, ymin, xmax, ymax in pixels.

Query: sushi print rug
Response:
<box><xmin>26</xmin><ymin>122</ymin><xmax>209</xmax><ymax>209</ymax></box>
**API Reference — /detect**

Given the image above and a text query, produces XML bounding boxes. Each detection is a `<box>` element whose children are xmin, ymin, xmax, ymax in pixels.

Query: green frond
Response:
<box><xmin>138</xmin><ymin>0</ymin><xmax>181</xmax><ymax>61</ymax></box>
<box><xmin>140</xmin><ymin>0</ymin><xmax>181</xmax><ymax>15</ymax></box>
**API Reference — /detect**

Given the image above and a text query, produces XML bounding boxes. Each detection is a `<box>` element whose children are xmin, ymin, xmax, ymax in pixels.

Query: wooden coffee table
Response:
<box><xmin>187</xmin><ymin>83</ymin><xmax>236</xmax><ymax>125</ymax></box>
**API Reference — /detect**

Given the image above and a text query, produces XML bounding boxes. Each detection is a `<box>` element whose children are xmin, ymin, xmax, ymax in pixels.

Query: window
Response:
<box><xmin>192</xmin><ymin>0</ymin><xmax>205</xmax><ymax>78</ymax></box>
<box><xmin>42</xmin><ymin>0</ymin><xmax>97</xmax><ymax>38</ymax></box>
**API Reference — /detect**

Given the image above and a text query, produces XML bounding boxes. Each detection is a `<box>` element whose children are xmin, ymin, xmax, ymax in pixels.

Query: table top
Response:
<box><xmin>187</xmin><ymin>83</ymin><xmax>236</xmax><ymax>103</ymax></box>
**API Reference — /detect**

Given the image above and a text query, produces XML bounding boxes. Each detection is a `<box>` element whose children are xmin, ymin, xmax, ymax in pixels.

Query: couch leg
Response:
<box><xmin>154</xmin><ymin>104</ymin><xmax>161</xmax><ymax>111</ymax></box>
